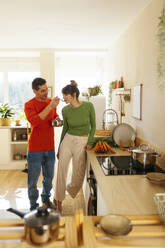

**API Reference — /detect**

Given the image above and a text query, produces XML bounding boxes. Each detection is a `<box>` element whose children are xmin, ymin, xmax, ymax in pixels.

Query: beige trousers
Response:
<box><xmin>54</xmin><ymin>133</ymin><xmax>88</xmax><ymax>202</ymax></box>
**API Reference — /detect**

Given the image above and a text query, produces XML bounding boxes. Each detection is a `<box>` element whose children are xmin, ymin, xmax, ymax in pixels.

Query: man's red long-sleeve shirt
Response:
<box><xmin>24</xmin><ymin>98</ymin><xmax>58</xmax><ymax>152</ymax></box>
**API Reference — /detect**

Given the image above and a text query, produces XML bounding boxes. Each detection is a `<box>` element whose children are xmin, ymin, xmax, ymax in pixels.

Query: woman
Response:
<box><xmin>54</xmin><ymin>81</ymin><xmax>96</xmax><ymax>213</ymax></box>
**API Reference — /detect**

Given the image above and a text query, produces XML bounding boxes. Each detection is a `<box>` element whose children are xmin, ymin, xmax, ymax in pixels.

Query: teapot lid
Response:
<box><xmin>24</xmin><ymin>206</ymin><xmax>60</xmax><ymax>227</ymax></box>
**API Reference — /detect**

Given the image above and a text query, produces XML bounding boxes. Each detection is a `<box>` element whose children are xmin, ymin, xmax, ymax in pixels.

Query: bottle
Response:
<box><xmin>13</xmin><ymin>130</ymin><xmax>17</xmax><ymax>141</ymax></box>
<box><xmin>120</xmin><ymin>77</ymin><xmax>124</xmax><ymax>88</ymax></box>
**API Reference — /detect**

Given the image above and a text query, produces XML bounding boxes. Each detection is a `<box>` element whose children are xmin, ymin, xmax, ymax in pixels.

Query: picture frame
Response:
<box><xmin>48</xmin><ymin>87</ymin><xmax>52</xmax><ymax>98</ymax></box>
<box><xmin>132</xmin><ymin>84</ymin><xmax>142</xmax><ymax>120</ymax></box>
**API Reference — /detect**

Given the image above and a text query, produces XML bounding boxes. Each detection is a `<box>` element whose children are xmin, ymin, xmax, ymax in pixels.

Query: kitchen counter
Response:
<box><xmin>87</xmin><ymin>149</ymin><xmax>165</xmax><ymax>215</ymax></box>
<box><xmin>0</xmin><ymin>125</ymin><xmax>28</xmax><ymax>129</ymax></box>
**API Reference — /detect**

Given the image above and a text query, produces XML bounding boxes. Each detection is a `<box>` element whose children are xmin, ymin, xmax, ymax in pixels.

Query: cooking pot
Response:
<box><xmin>52</xmin><ymin>119</ymin><xmax>63</xmax><ymax>127</ymax></box>
<box><xmin>129</xmin><ymin>144</ymin><xmax>160</xmax><ymax>169</ymax></box>
<box><xmin>7</xmin><ymin>206</ymin><xmax>60</xmax><ymax>245</ymax></box>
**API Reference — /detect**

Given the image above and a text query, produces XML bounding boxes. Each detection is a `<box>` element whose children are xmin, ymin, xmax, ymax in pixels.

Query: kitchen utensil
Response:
<box><xmin>146</xmin><ymin>172</ymin><xmax>165</xmax><ymax>181</ymax></box>
<box><xmin>112</xmin><ymin>123</ymin><xmax>136</xmax><ymax>147</ymax></box>
<box><xmin>100</xmin><ymin>214</ymin><xmax>132</xmax><ymax>237</ymax></box>
<box><xmin>21</xmin><ymin>133</ymin><xmax>27</xmax><ymax>140</ymax></box>
<box><xmin>129</xmin><ymin>144</ymin><xmax>160</xmax><ymax>169</ymax></box>
<box><xmin>7</xmin><ymin>206</ymin><xmax>60</xmax><ymax>245</ymax></box>
<box><xmin>102</xmin><ymin>109</ymin><xmax>118</xmax><ymax>130</ymax></box>
<box><xmin>13</xmin><ymin>153</ymin><xmax>22</xmax><ymax>160</ymax></box>
<box><xmin>146</xmin><ymin>172</ymin><xmax>165</xmax><ymax>184</ymax></box>
<box><xmin>154</xmin><ymin>193</ymin><xmax>165</xmax><ymax>224</ymax></box>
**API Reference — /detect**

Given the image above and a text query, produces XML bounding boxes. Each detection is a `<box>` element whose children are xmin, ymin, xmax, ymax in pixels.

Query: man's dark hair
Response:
<box><xmin>32</xmin><ymin>77</ymin><xmax>46</xmax><ymax>90</ymax></box>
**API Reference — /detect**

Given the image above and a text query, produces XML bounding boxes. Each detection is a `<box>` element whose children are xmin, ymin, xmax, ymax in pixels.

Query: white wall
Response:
<box><xmin>108</xmin><ymin>0</ymin><xmax>165</xmax><ymax>152</ymax></box>
<box><xmin>40</xmin><ymin>50</ymin><xmax>55</xmax><ymax>92</ymax></box>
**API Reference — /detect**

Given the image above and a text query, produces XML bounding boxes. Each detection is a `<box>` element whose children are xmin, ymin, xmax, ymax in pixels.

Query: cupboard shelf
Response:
<box><xmin>11</xmin><ymin>141</ymin><xmax>28</xmax><ymax>144</ymax></box>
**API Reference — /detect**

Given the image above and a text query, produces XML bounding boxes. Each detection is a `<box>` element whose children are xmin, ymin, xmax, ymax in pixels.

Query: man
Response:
<box><xmin>24</xmin><ymin>77</ymin><xmax>60</xmax><ymax>210</ymax></box>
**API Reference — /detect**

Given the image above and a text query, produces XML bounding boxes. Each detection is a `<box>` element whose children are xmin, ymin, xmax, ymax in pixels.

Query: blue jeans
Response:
<box><xmin>27</xmin><ymin>150</ymin><xmax>55</xmax><ymax>209</ymax></box>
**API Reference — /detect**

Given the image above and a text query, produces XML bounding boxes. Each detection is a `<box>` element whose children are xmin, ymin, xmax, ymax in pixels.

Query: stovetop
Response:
<box><xmin>96</xmin><ymin>156</ymin><xmax>165</xmax><ymax>176</ymax></box>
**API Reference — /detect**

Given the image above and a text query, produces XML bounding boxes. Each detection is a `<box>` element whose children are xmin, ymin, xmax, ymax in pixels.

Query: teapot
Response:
<box><xmin>7</xmin><ymin>206</ymin><xmax>60</xmax><ymax>245</ymax></box>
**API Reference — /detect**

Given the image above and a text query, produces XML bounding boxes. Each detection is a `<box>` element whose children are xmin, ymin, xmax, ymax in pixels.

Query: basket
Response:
<box><xmin>95</xmin><ymin>129</ymin><xmax>111</xmax><ymax>136</ymax></box>
<box><xmin>154</xmin><ymin>193</ymin><xmax>165</xmax><ymax>224</ymax></box>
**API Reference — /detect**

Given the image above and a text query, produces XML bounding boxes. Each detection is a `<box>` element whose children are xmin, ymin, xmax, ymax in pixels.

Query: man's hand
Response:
<box><xmin>49</xmin><ymin>97</ymin><xmax>60</xmax><ymax>109</ymax></box>
<box><xmin>39</xmin><ymin>96</ymin><xmax>60</xmax><ymax>120</ymax></box>
<box><xmin>55</xmin><ymin>116</ymin><xmax>61</xmax><ymax>121</ymax></box>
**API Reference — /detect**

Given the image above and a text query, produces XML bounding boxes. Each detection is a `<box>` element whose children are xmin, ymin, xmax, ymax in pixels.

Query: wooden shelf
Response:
<box><xmin>11</xmin><ymin>141</ymin><xmax>27</xmax><ymax>144</ymax></box>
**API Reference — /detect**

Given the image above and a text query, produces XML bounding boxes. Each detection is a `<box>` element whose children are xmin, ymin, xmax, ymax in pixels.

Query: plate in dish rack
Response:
<box><xmin>112</xmin><ymin>123</ymin><xmax>136</xmax><ymax>147</ymax></box>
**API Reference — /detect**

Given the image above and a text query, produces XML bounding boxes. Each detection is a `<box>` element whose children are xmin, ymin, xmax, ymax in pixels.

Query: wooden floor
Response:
<box><xmin>0</xmin><ymin>169</ymin><xmax>85</xmax><ymax>219</ymax></box>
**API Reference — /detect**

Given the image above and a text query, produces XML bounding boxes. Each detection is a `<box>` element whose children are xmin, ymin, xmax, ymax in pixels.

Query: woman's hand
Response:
<box><xmin>85</xmin><ymin>145</ymin><xmax>92</xmax><ymax>150</ymax></box>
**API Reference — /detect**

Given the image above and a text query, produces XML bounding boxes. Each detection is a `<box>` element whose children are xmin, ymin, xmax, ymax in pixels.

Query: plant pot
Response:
<box><xmin>15</xmin><ymin>120</ymin><xmax>21</xmax><ymax>126</ymax></box>
<box><xmin>0</xmin><ymin>118</ymin><xmax>12</xmax><ymax>126</ymax></box>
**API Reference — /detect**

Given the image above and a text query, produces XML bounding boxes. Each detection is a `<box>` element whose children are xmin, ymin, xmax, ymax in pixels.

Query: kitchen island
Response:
<box><xmin>86</xmin><ymin>149</ymin><xmax>165</xmax><ymax>215</ymax></box>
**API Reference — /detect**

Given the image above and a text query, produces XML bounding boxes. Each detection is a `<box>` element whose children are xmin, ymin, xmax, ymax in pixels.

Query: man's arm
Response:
<box><xmin>39</xmin><ymin>97</ymin><xmax>60</xmax><ymax>120</ymax></box>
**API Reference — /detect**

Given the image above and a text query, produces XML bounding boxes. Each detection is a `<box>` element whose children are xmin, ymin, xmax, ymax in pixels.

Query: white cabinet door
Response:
<box><xmin>97</xmin><ymin>184</ymin><xmax>109</xmax><ymax>216</ymax></box>
<box><xmin>0</xmin><ymin>129</ymin><xmax>11</xmax><ymax>165</ymax></box>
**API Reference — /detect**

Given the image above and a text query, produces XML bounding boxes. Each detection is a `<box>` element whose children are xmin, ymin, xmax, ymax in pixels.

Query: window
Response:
<box><xmin>0</xmin><ymin>73</ymin><xmax>4</xmax><ymax>103</ymax></box>
<box><xmin>55</xmin><ymin>53</ymin><xmax>106</xmax><ymax>98</ymax></box>
<box><xmin>8</xmin><ymin>72</ymin><xmax>40</xmax><ymax>109</ymax></box>
<box><xmin>0</xmin><ymin>56</ymin><xmax>40</xmax><ymax>112</ymax></box>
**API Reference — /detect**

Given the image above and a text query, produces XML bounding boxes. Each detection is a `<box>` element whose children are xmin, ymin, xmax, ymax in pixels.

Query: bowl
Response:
<box><xmin>154</xmin><ymin>193</ymin><xmax>165</xmax><ymax>224</ymax></box>
<box><xmin>100</xmin><ymin>214</ymin><xmax>132</xmax><ymax>237</ymax></box>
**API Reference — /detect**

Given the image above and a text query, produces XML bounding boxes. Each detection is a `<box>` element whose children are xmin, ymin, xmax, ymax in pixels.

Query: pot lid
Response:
<box><xmin>24</xmin><ymin>206</ymin><xmax>60</xmax><ymax>227</ymax></box>
<box><xmin>130</xmin><ymin>144</ymin><xmax>157</xmax><ymax>154</ymax></box>
<box><xmin>130</xmin><ymin>148</ymin><xmax>157</xmax><ymax>154</ymax></box>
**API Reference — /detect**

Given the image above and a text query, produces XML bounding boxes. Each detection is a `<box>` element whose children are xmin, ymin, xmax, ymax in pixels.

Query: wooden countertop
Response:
<box><xmin>87</xmin><ymin>149</ymin><xmax>165</xmax><ymax>215</ymax></box>
<box><xmin>0</xmin><ymin>125</ymin><xmax>28</xmax><ymax>129</ymax></box>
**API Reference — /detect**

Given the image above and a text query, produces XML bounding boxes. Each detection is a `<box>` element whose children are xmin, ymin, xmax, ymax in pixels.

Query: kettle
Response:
<box><xmin>7</xmin><ymin>206</ymin><xmax>60</xmax><ymax>245</ymax></box>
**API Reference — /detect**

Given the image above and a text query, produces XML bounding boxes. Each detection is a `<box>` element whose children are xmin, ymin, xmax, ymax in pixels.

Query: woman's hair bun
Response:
<box><xmin>70</xmin><ymin>80</ymin><xmax>78</xmax><ymax>87</ymax></box>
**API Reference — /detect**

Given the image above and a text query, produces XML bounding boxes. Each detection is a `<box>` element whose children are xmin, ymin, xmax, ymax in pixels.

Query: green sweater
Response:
<box><xmin>60</xmin><ymin>101</ymin><xmax>96</xmax><ymax>146</ymax></box>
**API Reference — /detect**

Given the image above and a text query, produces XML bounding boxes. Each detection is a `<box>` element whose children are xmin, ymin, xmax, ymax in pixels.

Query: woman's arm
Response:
<box><xmin>87</xmin><ymin>103</ymin><xmax>96</xmax><ymax>147</ymax></box>
<box><xmin>59</xmin><ymin>108</ymin><xmax>69</xmax><ymax>144</ymax></box>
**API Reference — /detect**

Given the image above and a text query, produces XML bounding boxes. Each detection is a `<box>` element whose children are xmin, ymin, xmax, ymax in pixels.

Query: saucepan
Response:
<box><xmin>52</xmin><ymin>119</ymin><xmax>63</xmax><ymax>127</ymax></box>
<box><xmin>129</xmin><ymin>144</ymin><xmax>160</xmax><ymax>169</ymax></box>
<box><xmin>7</xmin><ymin>206</ymin><xmax>60</xmax><ymax>245</ymax></box>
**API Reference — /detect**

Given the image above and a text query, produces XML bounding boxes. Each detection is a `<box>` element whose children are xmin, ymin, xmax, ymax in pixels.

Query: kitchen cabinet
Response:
<box><xmin>0</xmin><ymin>129</ymin><xmax>11</xmax><ymax>165</ymax></box>
<box><xmin>0</xmin><ymin>127</ymin><xmax>28</xmax><ymax>170</ymax></box>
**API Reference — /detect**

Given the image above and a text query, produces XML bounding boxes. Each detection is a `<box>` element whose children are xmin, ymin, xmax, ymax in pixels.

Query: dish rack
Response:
<box><xmin>102</xmin><ymin>109</ymin><xmax>118</xmax><ymax>130</ymax></box>
<box><xmin>154</xmin><ymin>193</ymin><xmax>165</xmax><ymax>224</ymax></box>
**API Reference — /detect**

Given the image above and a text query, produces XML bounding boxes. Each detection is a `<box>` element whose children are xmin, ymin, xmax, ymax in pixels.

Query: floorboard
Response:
<box><xmin>0</xmin><ymin>168</ymin><xmax>85</xmax><ymax>218</ymax></box>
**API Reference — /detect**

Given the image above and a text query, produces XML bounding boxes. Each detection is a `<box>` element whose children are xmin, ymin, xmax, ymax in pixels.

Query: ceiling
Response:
<box><xmin>0</xmin><ymin>0</ymin><xmax>152</xmax><ymax>50</ymax></box>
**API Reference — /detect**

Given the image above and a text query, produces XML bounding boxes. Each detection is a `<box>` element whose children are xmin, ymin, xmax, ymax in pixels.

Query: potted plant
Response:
<box><xmin>0</xmin><ymin>103</ymin><xmax>15</xmax><ymax>126</ymax></box>
<box><xmin>88</xmin><ymin>85</ymin><xmax>103</xmax><ymax>97</ymax></box>
<box><xmin>14</xmin><ymin>110</ymin><xmax>27</xmax><ymax>126</ymax></box>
